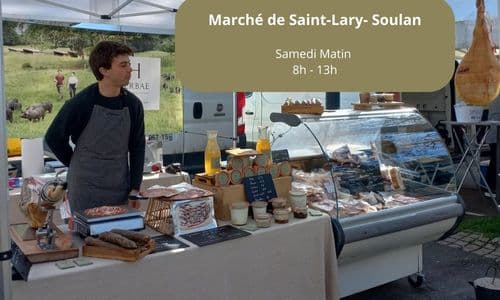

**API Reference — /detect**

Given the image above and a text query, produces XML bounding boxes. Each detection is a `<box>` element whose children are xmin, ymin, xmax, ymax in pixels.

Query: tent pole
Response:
<box><xmin>0</xmin><ymin>1</ymin><xmax>13</xmax><ymax>298</ymax></box>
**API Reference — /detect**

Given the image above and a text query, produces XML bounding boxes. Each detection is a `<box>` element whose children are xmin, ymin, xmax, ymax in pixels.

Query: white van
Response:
<box><xmin>161</xmin><ymin>88</ymin><xmax>237</xmax><ymax>173</ymax></box>
<box><xmin>243</xmin><ymin>92</ymin><xmax>327</xmax><ymax>143</ymax></box>
<box><xmin>243</xmin><ymin>92</ymin><xmax>367</xmax><ymax>143</ymax></box>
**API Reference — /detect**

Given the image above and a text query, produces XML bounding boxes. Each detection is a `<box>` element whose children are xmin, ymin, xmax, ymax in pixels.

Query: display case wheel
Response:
<box><xmin>408</xmin><ymin>272</ymin><xmax>425</xmax><ymax>288</ymax></box>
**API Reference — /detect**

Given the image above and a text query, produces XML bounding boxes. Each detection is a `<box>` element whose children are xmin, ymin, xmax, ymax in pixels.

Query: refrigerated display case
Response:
<box><xmin>270</xmin><ymin>107</ymin><xmax>464</xmax><ymax>297</ymax></box>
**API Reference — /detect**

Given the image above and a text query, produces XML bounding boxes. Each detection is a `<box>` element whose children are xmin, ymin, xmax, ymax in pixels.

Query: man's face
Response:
<box><xmin>102</xmin><ymin>54</ymin><xmax>132</xmax><ymax>87</ymax></box>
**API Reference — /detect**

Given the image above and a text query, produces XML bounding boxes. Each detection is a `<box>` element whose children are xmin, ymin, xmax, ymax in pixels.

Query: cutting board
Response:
<box><xmin>82</xmin><ymin>239</ymin><xmax>155</xmax><ymax>262</ymax></box>
<box><xmin>10</xmin><ymin>224</ymin><xmax>79</xmax><ymax>263</ymax></box>
<box><xmin>281</xmin><ymin>104</ymin><xmax>324</xmax><ymax>115</ymax></box>
<box><xmin>352</xmin><ymin>102</ymin><xmax>404</xmax><ymax>111</ymax></box>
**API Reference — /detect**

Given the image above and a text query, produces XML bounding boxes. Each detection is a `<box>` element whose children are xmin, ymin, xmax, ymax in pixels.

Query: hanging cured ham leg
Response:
<box><xmin>455</xmin><ymin>0</ymin><xmax>500</xmax><ymax>106</ymax></box>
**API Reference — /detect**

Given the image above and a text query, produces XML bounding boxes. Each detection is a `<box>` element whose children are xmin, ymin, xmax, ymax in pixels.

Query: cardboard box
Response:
<box><xmin>193</xmin><ymin>176</ymin><xmax>292</xmax><ymax>221</ymax></box>
<box><xmin>141</xmin><ymin>172</ymin><xmax>189</xmax><ymax>191</ymax></box>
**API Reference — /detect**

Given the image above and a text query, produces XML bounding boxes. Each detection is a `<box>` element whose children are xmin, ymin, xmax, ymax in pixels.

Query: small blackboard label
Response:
<box><xmin>11</xmin><ymin>241</ymin><xmax>31</xmax><ymax>281</ymax></box>
<box><xmin>152</xmin><ymin>235</ymin><xmax>189</xmax><ymax>253</ymax></box>
<box><xmin>271</xmin><ymin>149</ymin><xmax>289</xmax><ymax>163</ymax></box>
<box><xmin>243</xmin><ymin>174</ymin><xmax>278</xmax><ymax>202</ymax></box>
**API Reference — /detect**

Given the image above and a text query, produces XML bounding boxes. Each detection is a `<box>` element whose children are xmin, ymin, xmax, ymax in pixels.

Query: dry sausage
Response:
<box><xmin>84</xmin><ymin>236</ymin><xmax>123</xmax><ymax>250</ymax></box>
<box><xmin>99</xmin><ymin>232</ymin><xmax>138</xmax><ymax>249</ymax></box>
<box><xmin>111</xmin><ymin>229</ymin><xmax>150</xmax><ymax>245</ymax></box>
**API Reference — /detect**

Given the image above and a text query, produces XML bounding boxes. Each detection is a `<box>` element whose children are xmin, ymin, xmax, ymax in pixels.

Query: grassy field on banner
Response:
<box><xmin>4</xmin><ymin>47</ymin><xmax>182</xmax><ymax>138</ymax></box>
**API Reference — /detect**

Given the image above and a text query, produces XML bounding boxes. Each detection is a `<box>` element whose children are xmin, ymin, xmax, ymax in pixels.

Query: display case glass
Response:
<box><xmin>270</xmin><ymin>108</ymin><xmax>456</xmax><ymax>218</ymax></box>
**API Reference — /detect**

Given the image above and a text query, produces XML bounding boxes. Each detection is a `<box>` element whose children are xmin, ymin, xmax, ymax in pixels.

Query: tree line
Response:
<box><xmin>2</xmin><ymin>21</ymin><xmax>175</xmax><ymax>56</ymax></box>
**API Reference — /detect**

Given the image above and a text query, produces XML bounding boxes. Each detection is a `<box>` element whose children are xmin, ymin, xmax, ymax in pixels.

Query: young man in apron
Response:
<box><xmin>45</xmin><ymin>41</ymin><xmax>145</xmax><ymax>212</ymax></box>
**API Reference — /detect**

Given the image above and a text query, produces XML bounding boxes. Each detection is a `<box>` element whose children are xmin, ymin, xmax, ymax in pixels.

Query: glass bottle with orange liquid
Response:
<box><xmin>204</xmin><ymin>130</ymin><xmax>221</xmax><ymax>176</ymax></box>
<box><xmin>256</xmin><ymin>126</ymin><xmax>272</xmax><ymax>166</ymax></box>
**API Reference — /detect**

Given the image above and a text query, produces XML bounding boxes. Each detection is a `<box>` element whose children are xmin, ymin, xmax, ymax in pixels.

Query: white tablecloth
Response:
<box><xmin>12</xmin><ymin>214</ymin><xmax>339</xmax><ymax>300</ymax></box>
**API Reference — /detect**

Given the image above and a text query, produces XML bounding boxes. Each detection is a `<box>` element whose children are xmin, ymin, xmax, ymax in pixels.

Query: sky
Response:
<box><xmin>446</xmin><ymin>0</ymin><xmax>498</xmax><ymax>21</ymax></box>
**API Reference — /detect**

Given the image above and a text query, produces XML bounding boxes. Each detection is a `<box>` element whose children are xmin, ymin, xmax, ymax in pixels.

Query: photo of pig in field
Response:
<box><xmin>5</xmin><ymin>98</ymin><xmax>22</xmax><ymax>123</ymax></box>
<box><xmin>6</xmin><ymin>107</ymin><xmax>13</xmax><ymax>123</ymax></box>
<box><xmin>4</xmin><ymin>26</ymin><xmax>179</xmax><ymax>139</ymax></box>
<box><xmin>40</xmin><ymin>101</ymin><xmax>53</xmax><ymax>113</ymax></box>
<box><xmin>7</xmin><ymin>98</ymin><xmax>22</xmax><ymax>111</ymax></box>
<box><xmin>20</xmin><ymin>102</ymin><xmax>52</xmax><ymax>122</ymax></box>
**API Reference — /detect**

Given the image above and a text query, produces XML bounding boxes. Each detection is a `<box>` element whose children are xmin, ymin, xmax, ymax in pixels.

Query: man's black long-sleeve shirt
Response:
<box><xmin>45</xmin><ymin>83</ymin><xmax>145</xmax><ymax>191</ymax></box>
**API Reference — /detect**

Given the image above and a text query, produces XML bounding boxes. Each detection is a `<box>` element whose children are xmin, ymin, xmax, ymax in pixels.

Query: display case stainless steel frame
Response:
<box><xmin>270</xmin><ymin>107</ymin><xmax>464</xmax><ymax>297</ymax></box>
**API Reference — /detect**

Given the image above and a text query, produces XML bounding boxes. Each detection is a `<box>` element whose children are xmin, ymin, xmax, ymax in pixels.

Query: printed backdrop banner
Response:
<box><xmin>128</xmin><ymin>57</ymin><xmax>161</xmax><ymax>110</ymax></box>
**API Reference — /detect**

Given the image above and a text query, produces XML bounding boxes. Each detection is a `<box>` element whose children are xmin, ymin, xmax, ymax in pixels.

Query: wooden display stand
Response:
<box><xmin>281</xmin><ymin>103</ymin><xmax>324</xmax><ymax>115</ymax></box>
<box><xmin>10</xmin><ymin>223</ymin><xmax>79</xmax><ymax>263</ymax></box>
<box><xmin>144</xmin><ymin>198</ymin><xmax>174</xmax><ymax>235</ymax></box>
<box><xmin>193</xmin><ymin>176</ymin><xmax>292</xmax><ymax>221</ymax></box>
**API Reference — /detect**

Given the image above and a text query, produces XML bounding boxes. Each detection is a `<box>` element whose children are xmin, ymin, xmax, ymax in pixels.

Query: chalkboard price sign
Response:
<box><xmin>243</xmin><ymin>174</ymin><xmax>278</xmax><ymax>203</ymax></box>
<box><xmin>271</xmin><ymin>149</ymin><xmax>290</xmax><ymax>163</ymax></box>
<box><xmin>11</xmin><ymin>241</ymin><xmax>31</xmax><ymax>281</ymax></box>
<box><xmin>180</xmin><ymin>225</ymin><xmax>251</xmax><ymax>247</ymax></box>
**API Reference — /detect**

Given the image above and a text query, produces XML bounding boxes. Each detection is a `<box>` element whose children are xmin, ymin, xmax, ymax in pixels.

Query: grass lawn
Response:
<box><xmin>458</xmin><ymin>215</ymin><xmax>500</xmax><ymax>239</ymax></box>
<box><xmin>4</xmin><ymin>47</ymin><xmax>182</xmax><ymax>138</ymax></box>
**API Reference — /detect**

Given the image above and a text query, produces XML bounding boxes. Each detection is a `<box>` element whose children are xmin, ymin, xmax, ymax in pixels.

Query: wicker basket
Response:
<box><xmin>144</xmin><ymin>198</ymin><xmax>174</xmax><ymax>235</ymax></box>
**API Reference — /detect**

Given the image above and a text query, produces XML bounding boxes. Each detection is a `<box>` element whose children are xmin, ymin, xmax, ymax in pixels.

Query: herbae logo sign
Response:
<box><xmin>128</xmin><ymin>57</ymin><xmax>161</xmax><ymax>110</ymax></box>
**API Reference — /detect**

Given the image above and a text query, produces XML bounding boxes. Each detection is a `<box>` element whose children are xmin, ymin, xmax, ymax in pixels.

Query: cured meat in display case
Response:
<box><xmin>270</xmin><ymin>107</ymin><xmax>464</xmax><ymax>297</ymax></box>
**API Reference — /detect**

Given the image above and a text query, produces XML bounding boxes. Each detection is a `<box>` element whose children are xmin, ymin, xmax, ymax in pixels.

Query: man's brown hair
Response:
<box><xmin>89</xmin><ymin>41</ymin><xmax>133</xmax><ymax>81</ymax></box>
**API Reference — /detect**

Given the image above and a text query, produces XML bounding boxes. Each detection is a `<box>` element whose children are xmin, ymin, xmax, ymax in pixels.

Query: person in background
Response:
<box><xmin>45</xmin><ymin>41</ymin><xmax>145</xmax><ymax>212</ymax></box>
<box><xmin>485</xmin><ymin>94</ymin><xmax>500</xmax><ymax>194</ymax></box>
<box><xmin>68</xmin><ymin>72</ymin><xmax>78</xmax><ymax>98</ymax></box>
<box><xmin>54</xmin><ymin>69</ymin><xmax>65</xmax><ymax>100</ymax></box>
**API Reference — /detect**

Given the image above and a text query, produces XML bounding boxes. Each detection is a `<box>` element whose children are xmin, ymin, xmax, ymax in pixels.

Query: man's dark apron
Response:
<box><xmin>67</xmin><ymin>105</ymin><xmax>130</xmax><ymax>212</ymax></box>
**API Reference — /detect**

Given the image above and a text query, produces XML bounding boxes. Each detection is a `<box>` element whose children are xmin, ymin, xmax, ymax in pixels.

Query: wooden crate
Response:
<box><xmin>10</xmin><ymin>224</ymin><xmax>79</xmax><ymax>263</ymax></box>
<box><xmin>83</xmin><ymin>239</ymin><xmax>155</xmax><ymax>262</ymax></box>
<box><xmin>144</xmin><ymin>198</ymin><xmax>173</xmax><ymax>235</ymax></box>
<box><xmin>141</xmin><ymin>172</ymin><xmax>188</xmax><ymax>191</ymax></box>
<box><xmin>193</xmin><ymin>176</ymin><xmax>292</xmax><ymax>221</ymax></box>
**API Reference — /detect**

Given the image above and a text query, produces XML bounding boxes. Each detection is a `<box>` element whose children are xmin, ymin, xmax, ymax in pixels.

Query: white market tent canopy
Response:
<box><xmin>1</xmin><ymin>0</ymin><xmax>184</xmax><ymax>34</ymax></box>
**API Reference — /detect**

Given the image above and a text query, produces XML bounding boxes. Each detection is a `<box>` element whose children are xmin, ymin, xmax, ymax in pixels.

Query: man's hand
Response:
<box><xmin>128</xmin><ymin>189</ymin><xmax>141</xmax><ymax>209</ymax></box>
